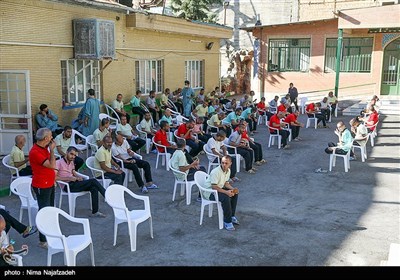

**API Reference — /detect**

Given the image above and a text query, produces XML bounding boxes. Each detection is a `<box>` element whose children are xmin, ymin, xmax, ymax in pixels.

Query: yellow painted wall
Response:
<box><xmin>0</xmin><ymin>0</ymin><xmax>225</xmax><ymax>127</ymax></box>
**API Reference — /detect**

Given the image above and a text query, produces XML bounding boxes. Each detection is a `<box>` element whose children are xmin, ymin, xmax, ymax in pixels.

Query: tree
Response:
<box><xmin>169</xmin><ymin>0</ymin><xmax>223</xmax><ymax>23</ymax></box>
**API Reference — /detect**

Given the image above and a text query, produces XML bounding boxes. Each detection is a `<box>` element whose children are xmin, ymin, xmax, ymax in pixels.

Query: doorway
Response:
<box><xmin>381</xmin><ymin>38</ymin><xmax>400</xmax><ymax>95</ymax></box>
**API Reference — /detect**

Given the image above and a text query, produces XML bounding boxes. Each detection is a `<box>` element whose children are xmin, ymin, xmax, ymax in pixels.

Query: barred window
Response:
<box><xmin>268</xmin><ymin>39</ymin><xmax>310</xmax><ymax>72</ymax></box>
<box><xmin>185</xmin><ymin>60</ymin><xmax>204</xmax><ymax>88</ymax></box>
<box><xmin>61</xmin><ymin>60</ymin><xmax>101</xmax><ymax>107</ymax></box>
<box><xmin>135</xmin><ymin>60</ymin><xmax>164</xmax><ymax>94</ymax></box>
<box><xmin>325</xmin><ymin>38</ymin><xmax>373</xmax><ymax>73</ymax></box>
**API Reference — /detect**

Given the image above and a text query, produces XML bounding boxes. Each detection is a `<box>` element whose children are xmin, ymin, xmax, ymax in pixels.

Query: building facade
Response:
<box><xmin>0</xmin><ymin>0</ymin><xmax>231</xmax><ymax>154</ymax></box>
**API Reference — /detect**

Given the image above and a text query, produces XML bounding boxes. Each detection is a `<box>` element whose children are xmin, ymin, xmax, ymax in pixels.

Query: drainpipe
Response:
<box><xmin>334</xmin><ymin>28</ymin><xmax>343</xmax><ymax>99</ymax></box>
<box><xmin>260</xmin><ymin>27</ymin><xmax>265</xmax><ymax>98</ymax></box>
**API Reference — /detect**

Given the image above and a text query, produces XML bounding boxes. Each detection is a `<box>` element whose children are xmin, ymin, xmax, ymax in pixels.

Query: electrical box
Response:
<box><xmin>73</xmin><ymin>19</ymin><xmax>115</xmax><ymax>60</ymax></box>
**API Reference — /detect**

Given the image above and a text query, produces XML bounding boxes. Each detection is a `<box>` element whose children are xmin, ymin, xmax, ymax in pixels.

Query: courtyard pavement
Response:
<box><xmin>0</xmin><ymin>113</ymin><xmax>399</xmax><ymax>267</ymax></box>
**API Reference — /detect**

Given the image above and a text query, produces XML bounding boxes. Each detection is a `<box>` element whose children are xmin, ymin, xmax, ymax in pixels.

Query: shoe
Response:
<box><xmin>259</xmin><ymin>159</ymin><xmax>267</xmax><ymax>164</ymax></box>
<box><xmin>90</xmin><ymin>211</ymin><xmax>106</xmax><ymax>218</ymax></box>
<box><xmin>297</xmin><ymin>137</ymin><xmax>303</xmax><ymax>141</ymax></box>
<box><xmin>151</xmin><ymin>149</ymin><xmax>158</xmax><ymax>154</ymax></box>
<box><xmin>255</xmin><ymin>161</ymin><xmax>262</xmax><ymax>166</ymax></box>
<box><xmin>282</xmin><ymin>145</ymin><xmax>290</xmax><ymax>150</ymax></box>
<box><xmin>224</xmin><ymin>222</ymin><xmax>235</xmax><ymax>231</ymax></box>
<box><xmin>350</xmin><ymin>156</ymin><xmax>356</xmax><ymax>161</ymax></box>
<box><xmin>38</xmin><ymin>242</ymin><xmax>48</xmax><ymax>249</ymax></box>
<box><xmin>323</xmin><ymin>125</ymin><xmax>329</xmax><ymax>128</ymax></box>
<box><xmin>231</xmin><ymin>177</ymin><xmax>241</xmax><ymax>182</ymax></box>
<box><xmin>196</xmin><ymin>197</ymin><xmax>202</xmax><ymax>202</ymax></box>
<box><xmin>247</xmin><ymin>169</ymin><xmax>256</xmax><ymax>174</ymax></box>
<box><xmin>250</xmin><ymin>132</ymin><xmax>254</xmax><ymax>136</ymax></box>
<box><xmin>22</xmin><ymin>226</ymin><xmax>38</xmax><ymax>238</ymax></box>
<box><xmin>294</xmin><ymin>138</ymin><xmax>300</xmax><ymax>141</ymax></box>
<box><xmin>147</xmin><ymin>184</ymin><xmax>158</xmax><ymax>189</ymax></box>
<box><xmin>231</xmin><ymin>216</ymin><xmax>240</xmax><ymax>225</ymax></box>
<box><xmin>141</xmin><ymin>186</ymin><xmax>149</xmax><ymax>193</ymax></box>
<box><xmin>251</xmin><ymin>167</ymin><xmax>258</xmax><ymax>171</ymax></box>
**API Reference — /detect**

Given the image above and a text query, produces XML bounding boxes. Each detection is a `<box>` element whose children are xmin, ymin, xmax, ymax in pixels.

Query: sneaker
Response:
<box><xmin>259</xmin><ymin>159</ymin><xmax>267</xmax><ymax>164</ymax></box>
<box><xmin>151</xmin><ymin>149</ymin><xmax>158</xmax><ymax>154</ymax></box>
<box><xmin>231</xmin><ymin>216</ymin><xmax>240</xmax><ymax>225</ymax></box>
<box><xmin>224</xmin><ymin>222</ymin><xmax>235</xmax><ymax>231</ymax></box>
<box><xmin>282</xmin><ymin>145</ymin><xmax>290</xmax><ymax>150</ymax></box>
<box><xmin>255</xmin><ymin>161</ymin><xmax>262</xmax><ymax>166</ymax></box>
<box><xmin>247</xmin><ymin>169</ymin><xmax>256</xmax><ymax>174</ymax></box>
<box><xmin>196</xmin><ymin>197</ymin><xmax>202</xmax><ymax>203</ymax></box>
<box><xmin>147</xmin><ymin>184</ymin><xmax>158</xmax><ymax>189</ymax></box>
<box><xmin>297</xmin><ymin>137</ymin><xmax>303</xmax><ymax>141</ymax></box>
<box><xmin>90</xmin><ymin>211</ymin><xmax>106</xmax><ymax>218</ymax></box>
<box><xmin>231</xmin><ymin>177</ymin><xmax>241</xmax><ymax>182</ymax></box>
<box><xmin>251</xmin><ymin>167</ymin><xmax>258</xmax><ymax>171</ymax></box>
<box><xmin>141</xmin><ymin>186</ymin><xmax>149</xmax><ymax>193</ymax></box>
<box><xmin>22</xmin><ymin>226</ymin><xmax>38</xmax><ymax>238</ymax></box>
<box><xmin>294</xmin><ymin>138</ymin><xmax>300</xmax><ymax>141</ymax></box>
<box><xmin>350</xmin><ymin>156</ymin><xmax>356</xmax><ymax>161</ymax></box>
<box><xmin>38</xmin><ymin>242</ymin><xmax>48</xmax><ymax>249</ymax></box>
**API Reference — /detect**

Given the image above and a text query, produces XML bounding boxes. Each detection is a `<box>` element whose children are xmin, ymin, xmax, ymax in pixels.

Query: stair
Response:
<box><xmin>342</xmin><ymin>97</ymin><xmax>400</xmax><ymax>116</ymax></box>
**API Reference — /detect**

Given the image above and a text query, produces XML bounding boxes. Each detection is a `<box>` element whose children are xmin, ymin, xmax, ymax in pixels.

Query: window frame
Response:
<box><xmin>61</xmin><ymin>59</ymin><xmax>102</xmax><ymax>108</ymax></box>
<box><xmin>324</xmin><ymin>37</ymin><xmax>373</xmax><ymax>73</ymax></box>
<box><xmin>268</xmin><ymin>38</ymin><xmax>311</xmax><ymax>72</ymax></box>
<box><xmin>185</xmin><ymin>60</ymin><xmax>204</xmax><ymax>88</ymax></box>
<box><xmin>135</xmin><ymin>60</ymin><xmax>164</xmax><ymax>95</ymax></box>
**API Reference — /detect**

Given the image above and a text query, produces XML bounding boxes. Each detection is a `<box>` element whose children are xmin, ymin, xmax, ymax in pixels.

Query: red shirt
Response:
<box><xmin>234</xmin><ymin>127</ymin><xmax>250</xmax><ymax>140</ymax></box>
<box><xmin>154</xmin><ymin>129</ymin><xmax>170</xmax><ymax>152</ymax></box>
<box><xmin>367</xmin><ymin>112</ymin><xmax>379</xmax><ymax>131</ymax></box>
<box><xmin>29</xmin><ymin>144</ymin><xmax>56</xmax><ymax>188</ymax></box>
<box><xmin>269</xmin><ymin>114</ymin><xmax>281</xmax><ymax>132</ymax></box>
<box><xmin>306</xmin><ymin>103</ymin><xmax>315</xmax><ymax>113</ymax></box>
<box><xmin>284</xmin><ymin>113</ymin><xmax>297</xmax><ymax>125</ymax></box>
<box><xmin>277</xmin><ymin>104</ymin><xmax>286</xmax><ymax>113</ymax></box>
<box><xmin>177</xmin><ymin>124</ymin><xmax>191</xmax><ymax>140</ymax></box>
<box><xmin>257</xmin><ymin>102</ymin><xmax>266</xmax><ymax>111</ymax></box>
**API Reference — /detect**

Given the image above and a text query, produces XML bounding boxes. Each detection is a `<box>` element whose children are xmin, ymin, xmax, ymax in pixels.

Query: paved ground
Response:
<box><xmin>0</xmin><ymin>113</ymin><xmax>399</xmax><ymax>267</ymax></box>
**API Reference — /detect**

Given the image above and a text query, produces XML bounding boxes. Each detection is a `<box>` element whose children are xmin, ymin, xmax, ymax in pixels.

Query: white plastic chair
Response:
<box><xmin>99</xmin><ymin>113</ymin><xmax>119</xmax><ymax>131</ymax></box>
<box><xmin>223</xmin><ymin>141</ymin><xmax>242</xmax><ymax>173</ymax></box>
<box><xmin>257</xmin><ymin>109</ymin><xmax>267</xmax><ymax>125</ymax></box>
<box><xmin>299</xmin><ymin>96</ymin><xmax>308</xmax><ymax>114</ymax></box>
<box><xmin>305</xmin><ymin>111</ymin><xmax>318</xmax><ymax>129</ymax></box>
<box><xmin>86</xmin><ymin>135</ymin><xmax>98</xmax><ymax>156</ymax></box>
<box><xmin>329</xmin><ymin>148</ymin><xmax>351</xmax><ymax>172</ymax></box>
<box><xmin>152</xmin><ymin>137</ymin><xmax>172</xmax><ymax>171</ymax></box>
<box><xmin>71</xmin><ymin>129</ymin><xmax>89</xmax><ymax>157</ymax></box>
<box><xmin>56</xmin><ymin>172</ymin><xmax>92</xmax><ymax>217</ymax></box>
<box><xmin>173</xmin><ymin>130</ymin><xmax>192</xmax><ymax>153</ymax></box>
<box><xmin>267</xmin><ymin>121</ymin><xmax>282</xmax><ymax>149</ymax></box>
<box><xmin>281</xmin><ymin>121</ymin><xmax>292</xmax><ymax>142</ymax></box>
<box><xmin>10</xmin><ymin>177</ymin><xmax>38</xmax><ymax>226</ymax></box>
<box><xmin>203</xmin><ymin>145</ymin><xmax>220</xmax><ymax>174</ymax></box>
<box><xmin>85</xmin><ymin>156</ymin><xmax>112</xmax><ymax>190</ymax></box>
<box><xmin>175</xmin><ymin>114</ymin><xmax>189</xmax><ymax>126</ymax></box>
<box><xmin>136</xmin><ymin>124</ymin><xmax>152</xmax><ymax>154</ymax></box>
<box><xmin>168</xmin><ymin>161</ymin><xmax>197</xmax><ymax>205</ymax></box>
<box><xmin>351</xmin><ymin>134</ymin><xmax>370</xmax><ymax>163</ymax></box>
<box><xmin>194</xmin><ymin>171</ymin><xmax>223</xmax><ymax>230</ymax></box>
<box><xmin>2</xmin><ymin>155</ymin><xmax>32</xmax><ymax>195</ymax></box>
<box><xmin>105</xmin><ymin>104</ymin><xmax>121</xmax><ymax>123</ymax></box>
<box><xmin>113</xmin><ymin>155</ymin><xmax>144</xmax><ymax>187</ymax></box>
<box><xmin>35</xmin><ymin>206</ymin><xmax>95</xmax><ymax>266</ymax></box>
<box><xmin>206</xmin><ymin>119</ymin><xmax>220</xmax><ymax>136</ymax></box>
<box><xmin>105</xmin><ymin>184</ymin><xmax>153</xmax><ymax>252</ymax></box>
<box><xmin>367</xmin><ymin>120</ymin><xmax>379</xmax><ymax>147</ymax></box>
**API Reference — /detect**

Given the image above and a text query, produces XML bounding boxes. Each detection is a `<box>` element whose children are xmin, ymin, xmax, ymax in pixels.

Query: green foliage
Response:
<box><xmin>170</xmin><ymin>0</ymin><xmax>223</xmax><ymax>23</ymax></box>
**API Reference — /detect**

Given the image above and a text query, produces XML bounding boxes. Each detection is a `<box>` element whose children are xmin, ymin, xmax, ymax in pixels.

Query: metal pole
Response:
<box><xmin>334</xmin><ymin>28</ymin><xmax>343</xmax><ymax>98</ymax></box>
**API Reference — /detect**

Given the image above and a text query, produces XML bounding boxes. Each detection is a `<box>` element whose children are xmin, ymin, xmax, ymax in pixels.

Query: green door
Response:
<box><xmin>381</xmin><ymin>38</ymin><xmax>400</xmax><ymax>95</ymax></box>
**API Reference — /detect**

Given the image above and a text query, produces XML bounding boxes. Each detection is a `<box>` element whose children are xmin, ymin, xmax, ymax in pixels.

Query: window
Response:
<box><xmin>325</xmin><ymin>38</ymin><xmax>373</xmax><ymax>73</ymax></box>
<box><xmin>268</xmin><ymin>39</ymin><xmax>310</xmax><ymax>72</ymax></box>
<box><xmin>185</xmin><ymin>60</ymin><xmax>204</xmax><ymax>88</ymax></box>
<box><xmin>135</xmin><ymin>60</ymin><xmax>163</xmax><ymax>94</ymax></box>
<box><xmin>61</xmin><ymin>60</ymin><xmax>101</xmax><ymax>107</ymax></box>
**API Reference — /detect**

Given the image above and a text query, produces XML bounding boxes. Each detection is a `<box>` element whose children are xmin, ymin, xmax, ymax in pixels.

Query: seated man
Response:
<box><xmin>205</xmin><ymin>130</ymin><xmax>239</xmax><ymax>182</ymax></box>
<box><xmin>140</xmin><ymin>112</ymin><xmax>157</xmax><ymax>139</ymax></box>
<box><xmin>9</xmin><ymin>135</ymin><xmax>32</xmax><ymax>176</ymax></box>
<box><xmin>306</xmin><ymin>102</ymin><xmax>327</xmax><ymax>128</ymax></box>
<box><xmin>55</xmin><ymin>126</ymin><xmax>84</xmax><ymax>170</ymax></box>
<box><xmin>327</xmin><ymin>91</ymin><xmax>338</xmax><ymax>116</ymax></box>
<box><xmin>154</xmin><ymin>121</ymin><xmax>178</xmax><ymax>154</ymax></box>
<box><xmin>284</xmin><ymin>108</ymin><xmax>304</xmax><ymax>141</ymax></box>
<box><xmin>269</xmin><ymin>111</ymin><xmax>290</xmax><ymax>149</ymax></box>
<box><xmin>360</xmin><ymin>106</ymin><xmax>379</xmax><ymax>132</ymax></box>
<box><xmin>226</xmin><ymin>123</ymin><xmax>256</xmax><ymax>173</ymax></box>
<box><xmin>112</xmin><ymin>135</ymin><xmax>158</xmax><ymax>194</ymax></box>
<box><xmin>325</xmin><ymin>121</ymin><xmax>354</xmax><ymax>159</ymax></box>
<box><xmin>222</xmin><ymin>108</ymin><xmax>243</xmax><ymax>130</ymax></box>
<box><xmin>320</xmin><ymin>97</ymin><xmax>331</xmax><ymax>121</ymax></box>
<box><xmin>0</xmin><ymin>208</ymin><xmax>37</xmax><ymax>238</ymax></box>
<box><xmin>94</xmin><ymin>136</ymin><xmax>125</xmax><ymax>186</ymax></box>
<box><xmin>256</xmin><ymin>97</ymin><xmax>273</xmax><ymax>121</ymax></box>
<box><xmin>146</xmin><ymin>90</ymin><xmax>162</xmax><ymax>122</ymax></box>
<box><xmin>56</xmin><ymin>146</ymin><xmax>106</xmax><ymax>217</ymax></box>
<box><xmin>35</xmin><ymin>104</ymin><xmax>63</xmax><ymax>137</ymax></box>
<box><xmin>201</xmin><ymin>155</ymin><xmax>240</xmax><ymax>231</ymax></box>
<box><xmin>92</xmin><ymin>118</ymin><xmax>111</xmax><ymax>148</ymax></box>
<box><xmin>112</xmin><ymin>93</ymin><xmax>130</xmax><ymax>124</ymax></box>
<box><xmin>350</xmin><ymin>117</ymin><xmax>368</xmax><ymax>147</ymax></box>
<box><xmin>159</xmin><ymin>109</ymin><xmax>178</xmax><ymax>132</ymax></box>
<box><xmin>116</xmin><ymin>115</ymin><xmax>146</xmax><ymax>152</ymax></box>
<box><xmin>240</xmin><ymin>106</ymin><xmax>257</xmax><ymax>135</ymax></box>
<box><xmin>235</xmin><ymin>121</ymin><xmax>266</xmax><ymax>166</ymax></box>
<box><xmin>177</xmin><ymin>119</ymin><xmax>205</xmax><ymax>158</ymax></box>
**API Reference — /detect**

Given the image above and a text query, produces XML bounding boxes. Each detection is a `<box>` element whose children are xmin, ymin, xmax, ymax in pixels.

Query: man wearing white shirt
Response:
<box><xmin>116</xmin><ymin>115</ymin><xmax>145</xmax><ymax>152</ymax></box>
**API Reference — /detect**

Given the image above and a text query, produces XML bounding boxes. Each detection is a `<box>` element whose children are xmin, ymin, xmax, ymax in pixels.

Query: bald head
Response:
<box><xmin>15</xmin><ymin>135</ymin><xmax>26</xmax><ymax>146</ymax></box>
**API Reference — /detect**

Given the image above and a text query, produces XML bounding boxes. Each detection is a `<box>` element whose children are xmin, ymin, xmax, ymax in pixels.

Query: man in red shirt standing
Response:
<box><xmin>29</xmin><ymin>128</ymin><xmax>57</xmax><ymax>248</ymax></box>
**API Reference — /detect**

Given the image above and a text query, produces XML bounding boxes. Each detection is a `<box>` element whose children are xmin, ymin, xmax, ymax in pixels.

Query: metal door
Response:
<box><xmin>381</xmin><ymin>38</ymin><xmax>400</xmax><ymax>95</ymax></box>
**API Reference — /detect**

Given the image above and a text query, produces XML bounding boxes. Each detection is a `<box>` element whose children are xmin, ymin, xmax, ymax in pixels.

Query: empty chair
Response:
<box><xmin>168</xmin><ymin>161</ymin><xmax>197</xmax><ymax>205</ymax></box>
<box><xmin>105</xmin><ymin>184</ymin><xmax>153</xmax><ymax>252</ymax></box>
<box><xmin>194</xmin><ymin>171</ymin><xmax>223</xmax><ymax>230</ymax></box>
<box><xmin>329</xmin><ymin>148</ymin><xmax>351</xmax><ymax>172</ymax></box>
<box><xmin>10</xmin><ymin>177</ymin><xmax>38</xmax><ymax>226</ymax></box>
<box><xmin>299</xmin><ymin>96</ymin><xmax>308</xmax><ymax>114</ymax></box>
<box><xmin>56</xmin><ymin>172</ymin><xmax>92</xmax><ymax>217</ymax></box>
<box><xmin>85</xmin><ymin>156</ymin><xmax>112</xmax><ymax>190</ymax></box>
<box><xmin>35</xmin><ymin>206</ymin><xmax>95</xmax><ymax>266</ymax></box>
<box><xmin>152</xmin><ymin>137</ymin><xmax>172</xmax><ymax>171</ymax></box>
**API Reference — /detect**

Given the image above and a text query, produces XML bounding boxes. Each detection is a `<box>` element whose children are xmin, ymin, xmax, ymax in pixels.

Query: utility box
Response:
<box><xmin>73</xmin><ymin>19</ymin><xmax>115</xmax><ymax>60</ymax></box>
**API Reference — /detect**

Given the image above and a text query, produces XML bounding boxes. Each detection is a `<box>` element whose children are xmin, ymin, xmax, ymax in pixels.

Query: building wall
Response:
<box><xmin>0</xmin><ymin>0</ymin><xmax>223</xmax><ymax>127</ymax></box>
<box><xmin>253</xmin><ymin>19</ymin><xmax>383</xmax><ymax>98</ymax></box>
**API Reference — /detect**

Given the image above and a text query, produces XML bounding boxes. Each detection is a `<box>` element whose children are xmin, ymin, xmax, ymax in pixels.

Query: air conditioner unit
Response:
<box><xmin>73</xmin><ymin>19</ymin><xmax>116</xmax><ymax>60</ymax></box>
